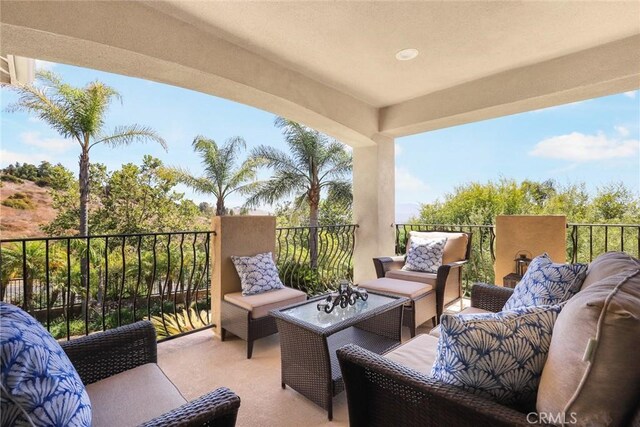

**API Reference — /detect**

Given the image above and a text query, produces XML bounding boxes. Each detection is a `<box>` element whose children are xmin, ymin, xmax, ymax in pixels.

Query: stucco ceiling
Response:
<box><xmin>147</xmin><ymin>1</ymin><xmax>640</xmax><ymax>108</ymax></box>
<box><xmin>1</xmin><ymin>1</ymin><xmax>639</xmax><ymax>143</ymax></box>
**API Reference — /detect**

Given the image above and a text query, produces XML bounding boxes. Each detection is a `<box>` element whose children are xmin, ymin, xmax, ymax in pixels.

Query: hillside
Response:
<box><xmin>0</xmin><ymin>180</ymin><xmax>56</xmax><ymax>239</ymax></box>
<box><xmin>0</xmin><ymin>180</ymin><xmax>272</xmax><ymax>239</ymax></box>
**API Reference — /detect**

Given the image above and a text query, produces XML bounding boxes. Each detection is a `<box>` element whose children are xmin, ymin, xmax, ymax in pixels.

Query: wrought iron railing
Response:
<box><xmin>395</xmin><ymin>223</ymin><xmax>640</xmax><ymax>293</ymax></box>
<box><xmin>0</xmin><ymin>231</ymin><xmax>213</xmax><ymax>342</ymax></box>
<box><xmin>276</xmin><ymin>224</ymin><xmax>358</xmax><ymax>296</ymax></box>
<box><xmin>567</xmin><ymin>223</ymin><xmax>640</xmax><ymax>263</ymax></box>
<box><xmin>0</xmin><ymin>224</ymin><xmax>359</xmax><ymax>341</ymax></box>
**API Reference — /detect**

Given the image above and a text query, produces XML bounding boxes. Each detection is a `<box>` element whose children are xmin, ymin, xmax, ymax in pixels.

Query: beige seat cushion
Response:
<box><xmin>86</xmin><ymin>363</ymin><xmax>187</xmax><ymax>427</ymax></box>
<box><xmin>581</xmin><ymin>251</ymin><xmax>640</xmax><ymax>289</ymax></box>
<box><xmin>385</xmin><ymin>334</ymin><xmax>440</xmax><ymax>375</ymax></box>
<box><xmin>428</xmin><ymin>307</ymin><xmax>492</xmax><ymax>337</ymax></box>
<box><xmin>537</xmin><ymin>269</ymin><xmax>640</xmax><ymax>426</ymax></box>
<box><xmin>359</xmin><ymin>277</ymin><xmax>433</xmax><ymax>299</ymax></box>
<box><xmin>408</xmin><ymin>231</ymin><xmax>469</xmax><ymax>264</ymax></box>
<box><xmin>386</xmin><ymin>269</ymin><xmax>436</xmax><ymax>285</ymax></box>
<box><xmin>224</xmin><ymin>286</ymin><xmax>307</xmax><ymax>318</ymax></box>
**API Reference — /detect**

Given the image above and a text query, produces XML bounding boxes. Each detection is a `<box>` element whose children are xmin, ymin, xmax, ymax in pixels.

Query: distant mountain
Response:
<box><xmin>227</xmin><ymin>206</ymin><xmax>273</xmax><ymax>216</ymax></box>
<box><xmin>395</xmin><ymin>203</ymin><xmax>421</xmax><ymax>223</ymax></box>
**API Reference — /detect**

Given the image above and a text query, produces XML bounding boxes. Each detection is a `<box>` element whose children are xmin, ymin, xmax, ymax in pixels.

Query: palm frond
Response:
<box><xmin>164</xmin><ymin>166</ymin><xmax>218</xmax><ymax>196</ymax></box>
<box><xmin>224</xmin><ymin>158</ymin><xmax>258</xmax><ymax>196</ymax></box>
<box><xmin>75</xmin><ymin>81</ymin><xmax>120</xmax><ymax>137</ymax></box>
<box><xmin>93</xmin><ymin>124</ymin><xmax>167</xmax><ymax>150</ymax></box>
<box><xmin>243</xmin><ymin>172</ymin><xmax>305</xmax><ymax>208</ymax></box>
<box><xmin>324</xmin><ymin>180</ymin><xmax>353</xmax><ymax>208</ymax></box>
<box><xmin>4</xmin><ymin>72</ymin><xmax>80</xmax><ymax>142</ymax></box>
<box><xmin>249</xmin><ymin>145</ymin><xmax>307</xmax><ymax>179</ymax></box>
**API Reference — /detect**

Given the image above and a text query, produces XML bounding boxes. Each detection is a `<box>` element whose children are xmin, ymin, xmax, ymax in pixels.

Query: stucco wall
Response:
<box><xmin>211</xmin><ymin>215</ymin><xmax>276</xmax><ymax>337</ymax></box>
<box><xmin>494</xmin><ymin>215</ymin><xmax>566</xmax><ymax>284</ymax></box>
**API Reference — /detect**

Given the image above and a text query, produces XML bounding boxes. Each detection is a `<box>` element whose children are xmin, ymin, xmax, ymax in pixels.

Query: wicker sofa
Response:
<box><xmin>61</xmin><ymin>321</ymin><xmax>241</xmax><ymax>426</ymax></box>
<box><xmin>337</xmin><ymin>252</ymin><xmax>640</xmax><ymax>426</ymax></box>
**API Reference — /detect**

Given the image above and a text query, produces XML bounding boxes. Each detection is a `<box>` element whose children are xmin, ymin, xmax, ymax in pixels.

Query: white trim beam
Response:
<box><xmin>380</xmin><ymin>35</ymin><xmax>640</xmax><ymax>137</ymax></box>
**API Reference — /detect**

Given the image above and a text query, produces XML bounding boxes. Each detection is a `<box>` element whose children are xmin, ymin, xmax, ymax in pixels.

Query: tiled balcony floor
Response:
<box><xmin>157</xmin><ymin>299</ymin><xmax>470</xmax><ymax>427</ymax></box>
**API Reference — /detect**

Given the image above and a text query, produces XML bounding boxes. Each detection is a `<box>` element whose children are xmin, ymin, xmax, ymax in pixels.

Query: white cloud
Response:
<box><xmin>35</xmin><ymin>60</ymin><xmax>56</xmax><ymax>71</ymax></box>
<box><xmin>395</xmin><ymin>167</ymin><xmax>429</xmax><ymax>193</ymax></box>
<box><xmin>0</xmin><ymin>149</ymin><xmax>51</xmax><ymax>166</ymax></box>
<box><xmin>623</xmin><ymin>90</ymin><xmax>637</xmax><ymax>99</ymax></box>
<box><xmin>529</xmin><ymin>131</ymin><xmax>639</xmax><ymax>162</ymax></box>
<box><xmin>615</xmin><ymin>125</ymin><xmax>630</xmax><ymax>137</ymax></box>
<box><xmin>20</xmin><ymin>131</ymin><xmax>75</xmax><ymax>153</ymax></box>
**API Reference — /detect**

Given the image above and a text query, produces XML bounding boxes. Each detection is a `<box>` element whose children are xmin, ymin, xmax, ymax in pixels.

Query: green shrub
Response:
<box><xmin>49</xmin><ymin>318</ymin><xmax>88</xmax><ymax>340</ymax></box>
<box><xmin>2</xmin><ymin>192</ymin><xmax>35</xmax><ymax>210</ymax></box>
<box><xmin>1</xmin><ymin>174</ymin><xmax>23</xmax><ymax>184</ymax></box>
<box><xmin>276</xmin><ymin>260</ymin><xmax>343</xmax><ymax>296</ymax></box>
<box><xmin>148</xmin><ymin>308</ymin><xmax>210</xmax><ymax>338</ymax></box>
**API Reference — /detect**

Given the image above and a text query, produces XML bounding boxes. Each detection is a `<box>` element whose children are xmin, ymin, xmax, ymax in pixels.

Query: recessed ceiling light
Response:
<box><xmin>395</xmin><ymin>48</ymin><xmax>419</xmax><ymax>61</ymax></box>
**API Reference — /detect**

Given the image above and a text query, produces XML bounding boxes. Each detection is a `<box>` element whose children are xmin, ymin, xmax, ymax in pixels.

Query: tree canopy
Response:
<box><xmin>414</xmin><ymin>178</ymin><xmax>640</xmax><ymax>225</ymax></box>
<box><xmin>165</xmin><ymin>136</ymin><xmax>256</xmax><ymax>216</ymax></box>
<box><xmin>42</xmin><ymin>156</ymin><xmax>205</xmax><ymax>236</ymax></box>
<box><xmin>5</xmin><ymin>70</ymin><xmax>166</xmax><ymax>235</ymax></box>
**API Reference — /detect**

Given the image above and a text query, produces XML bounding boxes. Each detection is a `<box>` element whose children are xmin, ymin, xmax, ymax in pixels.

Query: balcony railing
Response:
<box><xmin>0</xmin><ymin>224</ymin><xmax>358</xmax><ymax>341</ymax></box>
<box><xmin>395</xmin><ymin>223</ymin><xmax>640</xmax><ymax>293</ymax></box>
<box><xmin>0</xmin><ymin>231</ymin><xmax>213</xmax><ymax>342</ymax></box>
<box><xmin>3</xmin><ymin>222</ymin><xmax>635</xmax><ymax>341</ymax></box>
<box><xmin>276</xmin><ymin>224</ymin><xmax>357</xmax><ymax>296</ymax></box>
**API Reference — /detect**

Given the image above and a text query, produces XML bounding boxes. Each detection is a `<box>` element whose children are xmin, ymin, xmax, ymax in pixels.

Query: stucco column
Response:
<box><xmin>352</xmin><ymin>134</ymin><xmax>395</xmax><ymax>283</ymax></box>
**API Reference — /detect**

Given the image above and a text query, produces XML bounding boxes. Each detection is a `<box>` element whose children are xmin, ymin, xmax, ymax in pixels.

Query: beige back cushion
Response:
<box><xmin>407</xmin><ymin>231</ymin><xmax>469</xmax><ymax>264</ymax></box>
<box><xmin>581</xmin><ymin>251</ymin><xmax>640</xmax><ymax>289</ymax></box>
<box><xmin>536</xmin><ymin>269</ymin><xmax>640</xmax><ymax>426</ymax></box>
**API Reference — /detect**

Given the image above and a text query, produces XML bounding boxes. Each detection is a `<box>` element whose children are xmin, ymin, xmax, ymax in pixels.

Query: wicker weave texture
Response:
<box><xmin>470</xmin><ymin>282</ymin><xmax>514</xmax><ymax>312</ymax></box>
<box><xmin>62</xmin><ymin>321</ymin><xmax>241</xmax><ymax>426</ymax></box>
<box><xmin>61</xmin><ymin>320</ymin><xmax>157</xmax><ymax>385</ymax></box>
<box><xmin>272</xmin><ymin>294</ymin><xmax>405</xmax><ymax>420</ymax></box>
<box><xmin>140</xmin><ymin>387</ymin><xmax>240</xmax><ymax>427</ymax></box>
<box><xmin>337</xmin><ymin>344</ymin><xmax>544</xmax><ymax>427</ymax></box>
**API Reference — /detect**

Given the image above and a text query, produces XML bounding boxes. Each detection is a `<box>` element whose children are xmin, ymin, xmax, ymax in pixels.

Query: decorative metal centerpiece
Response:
<box><xmin>317</xmin><ymin>280</ymin><xmax>368</xmax><ymax>313</ymax></box>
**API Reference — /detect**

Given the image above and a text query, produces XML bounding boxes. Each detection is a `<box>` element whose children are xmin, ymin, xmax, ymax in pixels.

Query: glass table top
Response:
<box><xmin>279</xmin><ymin>293</ymin><xmax>399</xmax><ymax>329</ymax></box>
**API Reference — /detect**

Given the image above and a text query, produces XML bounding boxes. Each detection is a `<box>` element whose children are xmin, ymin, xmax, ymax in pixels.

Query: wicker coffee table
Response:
<box><xmin>270</xmin><ymin>291</ymin><xmax>407</xmax><ymax>420</ymax></box>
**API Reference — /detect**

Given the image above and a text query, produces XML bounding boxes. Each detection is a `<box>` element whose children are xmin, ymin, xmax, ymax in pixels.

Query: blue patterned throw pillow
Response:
<box><xmin>402</xmin><ymin>237</ymin><xmax>447</xmax><ymax>273</ymax></box>
<box><xmin>232</xmin><ymin>252</ymin><xmax>285</xmax><ymax>296</ymax></box>
<box><xmin>503</xmin><ymin>253</ymin><xmax>587</xmax><ymax>311</ymax></box>
<box><xmin>0</xmin><ymin>302</ymin><xmax>91</xmax><ymax>426</ymax></box>
<box><xmin>430</xmin><ymin>304</ymin><xmax>563</xmax><ymax>408</ymax></box>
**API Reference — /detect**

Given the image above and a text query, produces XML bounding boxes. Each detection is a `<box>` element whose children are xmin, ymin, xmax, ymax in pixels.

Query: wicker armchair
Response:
<box><xmin>335</xmin><ymin>283</ymin><xmax>549</xmax><ymax>427</ymax></box>
<box><xmin>372</xmin><ymin>231</ymin><xmax>472</xmax><ymax>323</ymax></box>
<box><xmin>60</xmin><ymin>321</ymin><xmax>241</xmax><ymax>427</ymax></box>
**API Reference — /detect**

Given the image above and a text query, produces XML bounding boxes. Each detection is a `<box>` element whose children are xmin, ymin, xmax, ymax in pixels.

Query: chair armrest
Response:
<box><xmin>60</xmin><ymin>321</ymin><xmax>157</xmax><ymax>385</ymax></box>
<box><xmin>434</xmin><ymin>260</ymin><xmax>468</xmax><ymax>319</ymax></box>
<box><xmin>140</xmin><ymin>387</ymin><xmax>241</xmax><ymax>427</ymax></box>
<box><xmin>470</xmin><ymin>283</ymin><xmax>513</xmax><ymax>313</ymax></box>
<box><xmin>337</xmin><ymin>344</ymin><xmax>536</xmax><ymax>427</ymax></box>
<box><xmin>372</xmin><ymin>256</ymin><xmax>405</xmax><ymax>278</ymax></box>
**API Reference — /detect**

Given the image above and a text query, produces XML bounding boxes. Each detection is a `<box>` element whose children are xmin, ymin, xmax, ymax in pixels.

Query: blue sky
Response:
<box><xmin>1</xmin><ymin>61</ymin><xmax>639</xmax><ymax>217</ymax></box>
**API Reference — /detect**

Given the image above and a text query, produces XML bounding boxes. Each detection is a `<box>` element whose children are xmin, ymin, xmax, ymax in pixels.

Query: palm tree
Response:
<box><xmin>0</xmin><ymin>242</ymin><xmax>46</xmax><ymax>310</ymax></box>
<box><xmin>167</xmin><ymin>136</ymin><xmax>257</xmax><ymax>216</ymax></box>
<box><xmin>6</xmin><ymin>70</ymin><xmax>167</xmax><ymax>236</ymax></box>
<box><xmin>245</xmin><ymin>117</ymin><xmax>352</xmax><ymax>267</ymax></box>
